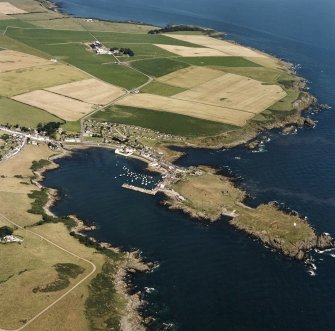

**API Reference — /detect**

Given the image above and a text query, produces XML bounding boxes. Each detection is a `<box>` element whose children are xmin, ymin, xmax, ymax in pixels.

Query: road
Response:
<box><xmin>0</xmin><ymin>213</ymin><xmax>97</xmax><ymax>331</ymax></box>
<box><xmin>0</xmin><ymin>127</ymin><xmax>50</xmax><ymax>142</ymax></box>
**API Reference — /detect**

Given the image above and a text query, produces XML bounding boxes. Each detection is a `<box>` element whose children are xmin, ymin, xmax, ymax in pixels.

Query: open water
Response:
<box><xmin>45</xmin><ymin>1</ymin><xmax>335</xmax><ymax>330</ymax></box>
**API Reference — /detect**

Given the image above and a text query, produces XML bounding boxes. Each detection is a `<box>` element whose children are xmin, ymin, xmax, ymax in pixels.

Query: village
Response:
<box><xmin>0</xmin><ymin>130</ymin><xmax>26</xmax><ymax>161</ymax></box>
<box><xmin>0</xmin><ymin>120</ymin><xmax>191</xmax><ymax>203</ymax></box>
<box><xmin>83</xmin><ymin>119</ymin><xmax>190</xmax><ymax>199</ymax></box>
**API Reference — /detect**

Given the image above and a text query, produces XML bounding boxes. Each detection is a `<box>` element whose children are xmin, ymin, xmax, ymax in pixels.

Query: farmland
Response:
<box><xmin>158</xmin><ymin>66</ymin><xmax>223</xmax><ymax>88</ymax></box>
<box><xmin>0</xmin><ymin>8</ymin><xmax>303</xmax><ymax>138</ymax></box>
<box><xmin>0</xmin><ymin>97</ymin><xmax>61</xmax><ymax>126</ymax></box>
<box><xmin>116</xmin><ymin>93</ymin><xmax>254</xmax><ymax>126</ymax></box>
<box><xmin>0</xmin><ymin>3</ymin><xmax>26</xmax><ymax>15</ymax></box>
<box><xmin>131</xmin><ymin>57</ymin><xmax>190</xmax><ymax>77</ymax></box>
<box><xmin>0</xmin><ymin>63</ymin><xmax>88</xmax><ymax>96</ymax></box>
<box><xmin>154</xmin><ymin>44</ymin><xmax>225</xmax><ymax>57</ymax></box>
<box><xmin>0</xmin><ymin>49</ymin><xmax>50</xmax><ymax>72</ymax></box>
<box><xmin>140</xmin><ymin>81</ymin><xmax>186</xmax><ymax>96</ymax></box>
<box><xmin>173</xmin><ymin>73</ymin><xmax>286</xmax><ymax>113</ymax></box>
<box><xmin>13</xmin><ymin>90</ymin><xmax>93</xmax><ymax>121</ymax></box>
<box><xmin>165</xmin><ymin>34</ymin><xmax>267</xmax><ymax>57</ymax></box>
<box><xmin>46</xmin><ymin>78</ymin><xmax>126</xmax><ymax>105</ymax></box>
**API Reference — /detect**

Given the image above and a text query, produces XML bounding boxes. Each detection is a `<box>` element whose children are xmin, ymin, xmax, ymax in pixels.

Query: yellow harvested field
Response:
<box><xmin>173</xmin><ymin>73</ymin><xmax>286</xmax><ymax>114</ymax></box>
<box><xmin>116</xmin><ymin>93</ymin><xmax>254</xmax><ymax>126</ymax></box>
<box><xmin>0</xmin><ymin>144</ymin><xmax>54</xmax><ymax>177</ymax></box>
<box><xmin>0</xmin><ymin>177</ymin><xmax>33</xmax><ymax>194</ymax></box>
<box><xmin>158</xmin><ymin>66</ymin><xmax>223</xmax><ymax>89</ymax></box>
<box><xmin>0</xmin><ymin>64</ymin><xmax>89</xmax><ymax>97</ymax></box>
<box><xmin>0</xmin><ymin>2</ymin><xmax>26</xmax><ymax>14</ymax></box>
<box><xmin>46</xmin><ymin>78</ymin><xmax>126</xmax><ymax>105</ymax></box>
<box><xmin>0</xmin><ymin>11</ymin><xmax>13</xmax><ymax>19</ymax></box>
<box><xmin>0</xmin><ymin>50</ymin><xmax>50</xmax><ymax>73</ymax></box>
<box><xmin>154</xmin><ymin>44</ymin><xmax>225</xmax><ymax>57</ymax></box>
<box><xmin>117</xmin><ymin>72</ymin><xmax>286</xmax><ymax>126</ymax></box>
<box><xmin>245</xmin><ymin>56</ymin><xmax>281</xmax><ymax>69</ymax></box>
<box><xmin>165</xmin><ymin>34</ymin><xmax>267</xmax><ymax>58</ymax></box>
<box><xmin>12</xmin><ymin>90</ymin><xmax>93</xmax><ymax>121</ymax></box>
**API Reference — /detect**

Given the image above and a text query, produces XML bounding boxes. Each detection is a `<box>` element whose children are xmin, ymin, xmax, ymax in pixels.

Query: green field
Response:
<box><xmin>5</xmin><ymin>28</ymin><xmax>149</xmax><ymax>89</ymax></box>
<box><xmin>0</xmin><ymin>97</ymin><xmax>62</xmax><ymax>127</ymax></box>
<box><xmin>0</xmin><ymin>19</ymin><xmax>37</xmax><ymax>32</ymax></box>
<box><xmin>61</xmin><ymin>120</ymin><xmax>81</xmax><ymax>133</ymax></box>
<box><xmin>177</xmin><ymin>56</ymin><xmax>261</xmax><ymax>67</ymax></box>
<box><xmin>140</xmin><ymin>81</ymin><xmax>186</xmax><ymax>96</ymax></box>
<box><xmin>0</xmin><ymin>35</ymin><xmax>49</xmax><ymax>58</ymax></box>
<box><xmin>131</xmin><ymin>58</ymin><xmax>190</xmax><ymax>77</ymax></box>
<box><xmin>92</xmin><ymin>105</ymin><xmax>237</xmax><ymax>137</ymax></box>
<box><xmin>90</xmin><ymin>31</ymin><xmax>204</xmax><ymax>47</ymax></box>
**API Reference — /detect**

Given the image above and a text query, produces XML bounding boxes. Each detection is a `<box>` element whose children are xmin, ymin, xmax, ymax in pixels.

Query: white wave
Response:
<box><xmin>144</xmin><ymin>287</ymin><xmax>156</xmax><ymax>294</ymax></box>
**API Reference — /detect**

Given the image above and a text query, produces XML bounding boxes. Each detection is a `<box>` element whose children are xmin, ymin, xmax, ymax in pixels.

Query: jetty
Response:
<box><xmin>122</xmin><ymin>183</ymin><xmax>157</xmax><ymax>195</ymax></box>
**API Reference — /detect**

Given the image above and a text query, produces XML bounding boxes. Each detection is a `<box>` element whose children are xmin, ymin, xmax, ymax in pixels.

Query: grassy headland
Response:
<box><xmin>168</xmin><ymin>167</ymin><xmax>332</xmax><ymax>260</ymax></box>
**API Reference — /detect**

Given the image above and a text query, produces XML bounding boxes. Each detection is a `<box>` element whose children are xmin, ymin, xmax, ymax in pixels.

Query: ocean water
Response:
<box><xmin>45</xmin><ymin>1</ymin><xmax>335</xmax><ymax>330</ymax></box>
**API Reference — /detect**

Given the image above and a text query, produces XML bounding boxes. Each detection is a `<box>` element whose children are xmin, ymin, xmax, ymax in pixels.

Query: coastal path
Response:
<box><xmin>0</xmin><ymin>212</ymin><xmax>97</xmax><ymax>331</ymax></box>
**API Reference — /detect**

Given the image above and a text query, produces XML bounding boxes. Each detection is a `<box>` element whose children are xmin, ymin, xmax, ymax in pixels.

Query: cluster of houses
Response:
<box><xmin>0</xmin><ymin>131</ymin><xmax>26</xmax><ymax>161</ymax></box>
<box><xmin>84</xmin><ymin>120</ymin><xmax>184</xmax><ymax>146</ymax></box>
<box><xmin>0</xmin><ymin>235</ymin><xmax>23</xmax><ymax>244</ymax></box>
<box><xmin>88</xmin><ymin>41</ymin><xmax>134</xmax><ymax>57</ymax></box>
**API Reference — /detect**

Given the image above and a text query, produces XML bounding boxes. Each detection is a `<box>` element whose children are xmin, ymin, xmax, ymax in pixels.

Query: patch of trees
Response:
<box><xmin>34</xmin><ymin>214</ymin><xmax>77</xmax><ymax>231</ymax></box>
<box><xmin>27</xmin><ymin>188</ymin><xmax>49</xmax><ymax>214</ymax></box>
<box><xmin>110</xmin><ymin>47</ymin><xmax>134</xmax><ymax>56</ymax></box>
<box><xmin>37</xmin><ymin>122</ymin><xmax>61</xmax><ymax>137</ymax></box>
<box><xmin>1</xmin><ymin>134</ymin><xmax>10</xmax><ymax>141</ymax></box>
<box><xmin>0</xmin><ymin>226</ymin><xmax>13</xmax><ymax>238</ymax></box>
<box><xmin>30</xmin><ymin>159</ymin><xmax>51</xmax><ymax>172</ymax></box>
<box><xmin>69</xmin><ymin>232</ymin><xmax>121</xmax><ymax>260</ymax></box>
<box><xmin>33</xmin><ymin>263</ymin><xmax>84</xmax><ymax>293</ymax></box>
<box><xmin>148</xmin><ymin>24</ymin><xmax>214</xmax><ymax>34</ymax></box>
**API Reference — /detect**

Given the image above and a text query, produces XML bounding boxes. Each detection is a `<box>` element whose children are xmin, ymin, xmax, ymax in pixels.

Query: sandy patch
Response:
<box><xmin>0</xmin><ymin>2</ymin><xmax>26</xmax><ymax>14</ymax></box>
<box><xmin>12</xmin><ymin>90</ymin><xmax>93</xmax><ymax>121</ymax></box>
<box><xmin>154</xmin><ymin>44</ymin><xmax>225</xmax><ymax>57</ymax></box>
<box><xmin>158</xmin><ymin>66</ymin><xmax>223</xmax><ymax>89</ymax></box>
<box><xmin>0</xmin><ymin>50</ymin><xmax>50</xmax><ymax>73</ymax></box>
<box><xmin>116</xmin><ymin>93</ymin><xmax>253</xmax><ymax>126</ymax></box>
<box><xmin>165</xmin><ymin>34</ymin><xmax>267</xmax><ymax>58</ymax></box>
<box><xmin>173</xmin><ymin>73</ymin><xmax>286</xmax><ymax>114</ymax></box>
<box><xmin>46</xmin><ymin>78</ymin><xmax>126</xmax><ymax>105</ymax></box>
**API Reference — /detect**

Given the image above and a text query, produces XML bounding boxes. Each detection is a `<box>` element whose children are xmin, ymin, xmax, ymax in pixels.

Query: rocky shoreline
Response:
<box><xmin>33</xmin><ymin>152</ymin><xmax>153</xmax><ymax>331</ymax></box>
<box><xmin>161</xmin><ymin>166</ymin><xmax>335</xmax><ymax>261</ymax></box>
<box><xmin>230</xmin><ymin>210</ymin><xmax>335</xmax><ymax>261</ymax></box>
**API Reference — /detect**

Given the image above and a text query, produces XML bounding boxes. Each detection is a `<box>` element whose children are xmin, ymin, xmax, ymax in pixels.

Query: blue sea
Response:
<box><xmin>45</xmin><ymin>1</ymin><xmax>335</xmax><ymax>330</ymax></box>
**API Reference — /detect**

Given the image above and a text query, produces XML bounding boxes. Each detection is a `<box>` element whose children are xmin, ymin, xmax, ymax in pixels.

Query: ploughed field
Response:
<box><xmin>0</xmin><ymin>12</ymin><xmax>299</xmax><ymax>137</ymax></box>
